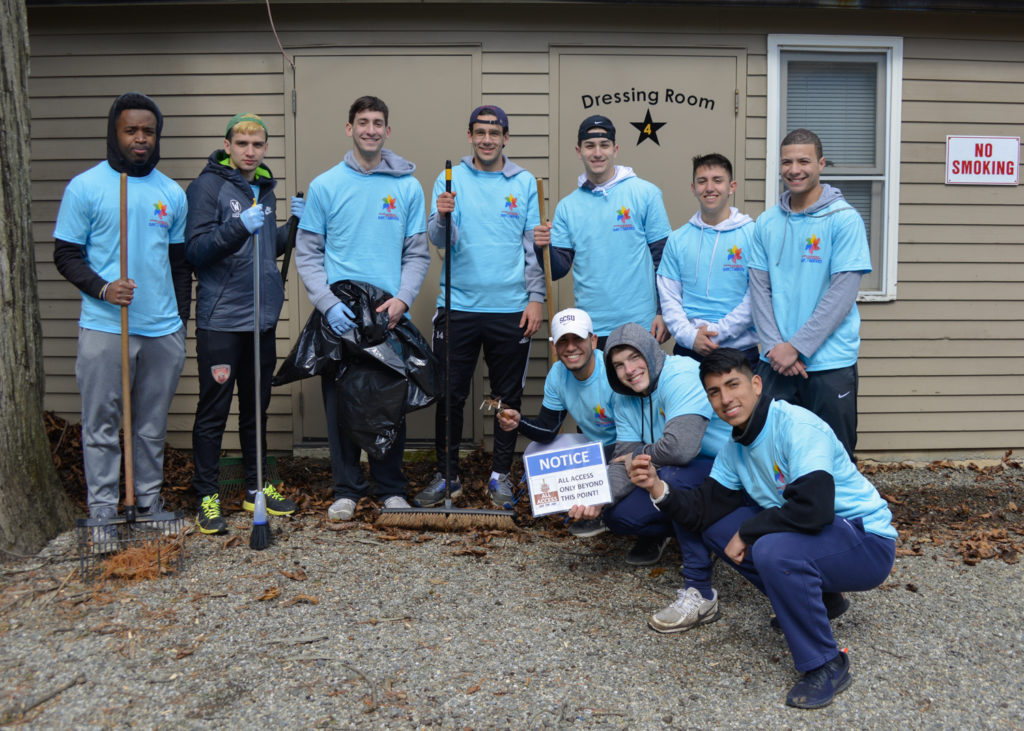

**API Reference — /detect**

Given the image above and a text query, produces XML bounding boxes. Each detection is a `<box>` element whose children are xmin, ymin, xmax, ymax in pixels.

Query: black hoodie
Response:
<box><xmin>54</xmin><ymin>92</ymin><xmax>190</xmax><ymax>324</ymax></box>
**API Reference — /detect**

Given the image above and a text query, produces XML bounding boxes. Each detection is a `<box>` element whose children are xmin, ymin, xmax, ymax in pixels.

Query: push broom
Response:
<box><xmin>378</xmin><ymin>160</ymin><xmax>516</xmax><ymax>531</ymax></box>
<box><xmin>76</xmin><ymin>172</ymin><xmax>186</xmax><ymax>578</ymax></box>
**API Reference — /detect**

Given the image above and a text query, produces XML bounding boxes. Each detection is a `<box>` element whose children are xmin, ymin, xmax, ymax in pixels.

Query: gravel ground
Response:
<box><xmin>1</xmin><ymin>466</ymin><xmax>1022</xmax><ymax>729</ymax></box>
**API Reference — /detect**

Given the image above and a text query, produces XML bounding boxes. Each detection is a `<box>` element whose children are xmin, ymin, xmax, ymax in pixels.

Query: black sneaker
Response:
<box><xmin>413</xmin><ymin>472</ymin><xmax>462</xmax><ymax>507</ymax></box>
<box><xmin>568</xmin><ymin>517</ymin><xmax>608</xmax><ymax>538</ymax></box>
<box><xmin>196</xmin><ymin>495</ymin><xmax>228</xmax><ymax>534</ymax></box>
<box><xmin>786</xmin><ymin>650</ymin><xmax>852</xmax><ymax>709</ymax></box>
<box><xmin>771</xmin><ymin>592</ymin><xmax>850</xmax><ymax>632</ymax></box>
<box><xmin>625</xmin><ymin>536</ymin><xmax>671</xmax><ymax>566</ymax></box>
<box><xmin>244</xmin><ymin>483</ymin><xmax>297</xmax><ymax>516</ymax></box>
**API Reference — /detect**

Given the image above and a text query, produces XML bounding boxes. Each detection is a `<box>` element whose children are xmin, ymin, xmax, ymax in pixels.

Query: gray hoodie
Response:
<box><xmin>295</xmin><ymin>149</ymin><xmax>430</xmax><ymax>316</ymax></box>
<box><xmin>602</xmin><ymin>323</ymin><xmax>709</xmax><ymax>500</ymax></box>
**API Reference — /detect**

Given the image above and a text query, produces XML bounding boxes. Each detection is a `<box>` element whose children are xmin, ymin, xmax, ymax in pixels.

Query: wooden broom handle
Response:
<box><xmin>536</xmin><ymin>177</ymin><xmax>556</xmax><ymax>363</ymax></box>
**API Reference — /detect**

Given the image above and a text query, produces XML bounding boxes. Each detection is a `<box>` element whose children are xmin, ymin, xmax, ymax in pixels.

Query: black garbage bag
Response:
<box><xmin>273</xmin><ymin>280</ymin><xmax>441</xmax><ymax>459</ymax></box>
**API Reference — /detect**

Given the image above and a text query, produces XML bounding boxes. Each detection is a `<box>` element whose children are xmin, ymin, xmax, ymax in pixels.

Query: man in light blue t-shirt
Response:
<box><xmin>295</xmin><ymin>96</ymin><xmax>429</xmax><ymax>522</ymax></box>
<box><xmin>413</xmin><ymin>105</ymin><xmax>543</xmax><ymax>510</ymax></box>
<box><xmin>534</xmin><ymin>115</ymin><xmax>672</xmax><ymax>343</ymax></box>
<box><xmin>658</xmin><ymin>153</ymin><xmax>758</xmax><ymax>365</ymax></box>
<box><xmin>630</xmin><ymin>347</ymin><xmax>895</xmax><ymax>709</ymax></box>
<box><xmin>749</xmin><ymin>128</ymin><xmax>871</xmax><ymax>459</ymax></box>
<box><xmin>53</xmin><ymin>92</ymin><xmax>189</xmax><ymax>531</ymax></box>
<box><xmin>495</xmin><ymin>308</ymin><xmax>616</xmax><ymax>537</ymax></box>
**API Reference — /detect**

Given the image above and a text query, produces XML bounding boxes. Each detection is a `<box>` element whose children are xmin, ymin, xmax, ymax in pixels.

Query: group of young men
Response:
<box><xmin>55</xmin><ymin>91</ymin><xmax>892</xmax><ymax>710</ymax></box>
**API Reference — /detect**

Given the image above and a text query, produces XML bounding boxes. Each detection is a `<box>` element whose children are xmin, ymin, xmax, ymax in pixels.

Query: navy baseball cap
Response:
<box><xmin>578</xmin><ymin>115</ymin><xmax>615</xmax><ymax>144</ymax></box>
<box><xmin>468</xmin><ymin>105</ymin><xmax>509</xmax><ymax>131</ymax></box>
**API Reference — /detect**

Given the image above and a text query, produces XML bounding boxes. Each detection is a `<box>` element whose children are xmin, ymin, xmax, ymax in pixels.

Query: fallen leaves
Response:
<box><xmin>280</xmin><ymin>594</ymin><xmax>318</xmax><ymax>607</ymax></box>
<box><xmin>281</xmin><ymin>568</ymin><xmax>307</xmax><ymax>581</ymax></box>
<box><xmin>255</xmin><ymin>587</ymin><xmax>280</xmax><ymax>601</ymax></box>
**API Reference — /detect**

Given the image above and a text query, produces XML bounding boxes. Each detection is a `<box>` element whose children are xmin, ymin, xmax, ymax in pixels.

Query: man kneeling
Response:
<box><xmin>629</xmin><ymin>347</ymin><xmax>896</xmax><ymax>709</ymax></box>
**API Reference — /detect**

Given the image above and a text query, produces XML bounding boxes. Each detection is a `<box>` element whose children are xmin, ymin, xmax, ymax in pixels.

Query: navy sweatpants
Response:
<box><xmin>604</xmin><ymin>457</ymin><xmax>715</xmax><ymax>591</ymax></box>
<box><xmin>702</xmin><ymin>506</ymin><xmax>895</xmax><ymax>671</ymax></box>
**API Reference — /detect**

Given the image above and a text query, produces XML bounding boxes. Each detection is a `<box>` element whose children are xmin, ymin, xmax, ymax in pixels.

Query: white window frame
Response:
<box><xmin>767</xmin><ymin>34</ymin><xmax>903</xmax><ymax>302</ymax></box>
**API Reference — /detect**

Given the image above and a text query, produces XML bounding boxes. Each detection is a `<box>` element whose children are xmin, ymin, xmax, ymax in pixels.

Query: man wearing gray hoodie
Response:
<box><xmin>295</xmin><ymin>96</ymin><xmax>429</xmax><ymax>521</ymax></box>
<box><xmin>749</xmin><ymin>129</ymin><xmax>870</xmax><ymax>459</ymax></box>
<box><xmin>658</xmin><ymin>153</ymin><xmax>758</xmax><ymax>365</ymax></box>
<box><xmin>597</xmin><ymin>323</ymin><xmax>731</xmax><ymax>578</ymax></box>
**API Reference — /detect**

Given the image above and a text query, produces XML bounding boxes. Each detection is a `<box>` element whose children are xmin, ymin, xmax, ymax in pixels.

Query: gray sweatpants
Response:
<box><xmin>76</xmin><ymin>326</ymin><xmax>185</xmax><ymax>516</ymax></box>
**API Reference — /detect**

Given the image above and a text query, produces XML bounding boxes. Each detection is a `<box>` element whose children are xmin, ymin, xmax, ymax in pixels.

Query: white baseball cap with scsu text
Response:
<box><xmin>550</xmin><ymin>308</ymin><xmax>593</xmax><ymax>344</ymax></box>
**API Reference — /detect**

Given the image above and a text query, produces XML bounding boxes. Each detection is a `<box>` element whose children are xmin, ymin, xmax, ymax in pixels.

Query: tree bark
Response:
<box><xmin>0</xmin><ymin>0</ymin><xmax>79</xmax><ymax>556</ymax></box>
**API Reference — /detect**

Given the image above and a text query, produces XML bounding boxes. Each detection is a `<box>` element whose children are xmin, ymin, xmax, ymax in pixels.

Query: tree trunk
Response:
<box><xmin>0</xmin><ymin>0</ymin><xmax>79</xmax><ymax>556</ymax></box>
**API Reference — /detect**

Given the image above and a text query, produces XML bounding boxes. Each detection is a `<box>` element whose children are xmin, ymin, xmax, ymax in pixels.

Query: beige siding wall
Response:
<box><xmin>857</xmin><ymin>36</ymin><xmax>1024</xmax><ymax>458</ymax></box>
<box><xmin>28</xmin><ymin>3</ymin><xmax>1024</xmax><ymax>459</ymax></box>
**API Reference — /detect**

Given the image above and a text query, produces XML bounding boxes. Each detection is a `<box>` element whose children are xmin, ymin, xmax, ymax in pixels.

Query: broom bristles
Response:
<box><xmin>249</xmin><ymin>522</ymin><xmax>272</xmax><ymax>550</ymax></box>
<box><xmin>376</xmin><ymin>509</ymin><xmax>517</xmax><ymax>532</ymax></box>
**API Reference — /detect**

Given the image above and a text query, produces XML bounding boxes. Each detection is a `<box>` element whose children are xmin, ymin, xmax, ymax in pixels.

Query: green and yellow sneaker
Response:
<box><xmin>243</xmin><ymin>483</ymin><xmax>297</xmax><ymax>516</ymax></box>
<box><xmin>196</xmin><ymin>494</ymin><xmax>228</xmax><ymax>534</ymax></box>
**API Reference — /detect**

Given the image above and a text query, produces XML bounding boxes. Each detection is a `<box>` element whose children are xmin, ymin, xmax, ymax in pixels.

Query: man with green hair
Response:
<box><xmin>185</xmin><ymin>112</ymin><xmax>305</xmax><ymax>534</ymax></box>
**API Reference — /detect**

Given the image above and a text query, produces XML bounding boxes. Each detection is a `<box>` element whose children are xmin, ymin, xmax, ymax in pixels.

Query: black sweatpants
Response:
<box><xmin>432</xmin><ymin>309</ymin><xmax>531</xmax><ymax>476</ymax></box>
<box><xmin>192</xmin><ymin>328</ymin><xmax>276</xmax><ymax>498</ymax></box>
<box><xmin>755</xmin><ymin>361</ymin><xmax>859</xmax><ymax>460</ymax></box>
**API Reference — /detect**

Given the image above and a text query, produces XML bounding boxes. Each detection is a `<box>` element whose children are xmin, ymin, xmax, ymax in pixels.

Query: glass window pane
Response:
<box><xmin>785</xmin><ymin>59</ymin><xmax>878</xmax><ymax>169</ymax></box>
<box><xmin>826</xmin><ymin>178</ymin><xmax>883</xmax><ymax>292</ymax></box>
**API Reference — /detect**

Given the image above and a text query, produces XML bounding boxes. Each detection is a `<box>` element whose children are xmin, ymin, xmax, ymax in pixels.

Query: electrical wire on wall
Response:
<box><xmin>265</xmin><ymin>0</ymin><xmax>294</xmax><ymax>69</ymax></box>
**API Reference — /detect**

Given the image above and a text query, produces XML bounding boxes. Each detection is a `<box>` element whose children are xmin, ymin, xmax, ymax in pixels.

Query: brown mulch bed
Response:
<box><xmin>45</xmin><ymin>411</ymin><xmax>1024</xmax><ymax>564</ymax></box>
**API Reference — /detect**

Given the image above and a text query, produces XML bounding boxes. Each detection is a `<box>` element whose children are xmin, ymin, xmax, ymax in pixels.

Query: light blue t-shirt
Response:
<box><xmin>551</xmin><ymin>176</ymin><xmax>671</xmax><ymax>336</ymax></box>
<box><xmin>749</xmin><ymin>198</ymin><xmax>870</xmax><ymax>370</ymax></box>
<box><xmin>53</xmin><ymin>161</ymin><xmax>186</xmax><ymax>337</ymax></box>
<box><xmin>431</xmin><ymin>163</ymin><xmax>539</xmax><ymax>312</ymax></box>
<box><xmin>710</xmin><ymin>399</ymin><xmax>897</xmax><ymax>540</ymax></box>
<box><xmin>542</xmin><ymin>349</ymin><xmax>616</xmax><ymax>446</ymax></box>
<box><xmin>300</xmin><ymin>162</ymin><xmax>425</xmax><ymax>296</ymax></box>
<box><xmin>659</xmin><ymin>215</ymin><xmax>755</xmax><ymax>324</ymax></box>
<box><xmin>611</xmin><ymin>355</ymin><xmax>730</xmax><ymax>458</ymax></box>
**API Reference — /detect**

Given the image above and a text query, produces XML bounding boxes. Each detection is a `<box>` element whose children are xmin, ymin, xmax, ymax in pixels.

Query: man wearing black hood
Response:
<box><xmin>185</xmin><ymin>113</ymin><xmax>305</xmax><ymax>534</ymax></box>
<box><xmin>53</xmin><ymin>92</ymin><xmax>190</xmax><ymax>525</ymax></box>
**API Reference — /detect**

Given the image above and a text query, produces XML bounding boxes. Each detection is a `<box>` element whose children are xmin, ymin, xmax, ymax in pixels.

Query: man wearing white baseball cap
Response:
<box><xmin>497</xmin><ymin>307</ymin><xmax>617</xmax><ymax>537</ymax></box>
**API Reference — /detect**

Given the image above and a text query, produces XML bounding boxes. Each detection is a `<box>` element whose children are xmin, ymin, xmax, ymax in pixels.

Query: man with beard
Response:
<box><xmin>53</xmin><ymin>92</ymin><xmax>190</xmax><ymax>530</ymax></box>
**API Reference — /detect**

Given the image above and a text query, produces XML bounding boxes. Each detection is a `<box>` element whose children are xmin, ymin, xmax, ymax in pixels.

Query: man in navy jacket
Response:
<box><xmin>185</xmin><ymin>112</ymin><xmax>303</xmax><ymax>534</ymax></box>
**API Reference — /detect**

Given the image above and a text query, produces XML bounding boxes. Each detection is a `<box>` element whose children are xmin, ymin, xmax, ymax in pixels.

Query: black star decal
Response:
<box><xmin>630</xmin><ymin>109</ymin><xmax>666</xmax><ymax>146</ymax></box>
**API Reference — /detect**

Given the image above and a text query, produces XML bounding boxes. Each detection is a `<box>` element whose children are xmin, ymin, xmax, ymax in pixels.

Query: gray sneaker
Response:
<box><xmin>383</xmin><ymin>495</ymin><xmax>411</xmax><ymax>510</ymax></box>
<box><xmin>648</xmin><ymin>587</ymin><xmax>721</xmax><ymax>634</ymax></box>
<box><xmin>487</xmin><ymin>473</ymin><xmax>516</xmax><ymax>508</ymax></box>
<box><xmin>91</xmin><ymin>508</ymin><xmax>120</xmax><ymax>555</ymax></box>
<box><xmin>568</xmin><ymin>517</ymin><xmax>608</xmax><ymax>538</ymax></box>
<box><xmin>413</xmin><ymin>472</ymin><xmax>462</xmax><ymax>507</ymax></box>
<box><xmin>327</xmin><ymin>498</ymin><xmax>357</xmax><ymax>522</ymax></box>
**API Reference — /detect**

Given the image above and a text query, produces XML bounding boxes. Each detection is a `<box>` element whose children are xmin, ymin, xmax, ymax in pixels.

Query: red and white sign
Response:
<box><xmin>946</xmin><ymin>136</ymin><xmax>1019</xmax><ymax>185</ymax></box>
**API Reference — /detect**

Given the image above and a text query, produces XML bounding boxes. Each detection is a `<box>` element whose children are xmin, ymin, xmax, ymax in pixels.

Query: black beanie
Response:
<box><xmin>106</xmin><ymin>92</ymin><xmax>163</xmax><ymax>177</ymax></box>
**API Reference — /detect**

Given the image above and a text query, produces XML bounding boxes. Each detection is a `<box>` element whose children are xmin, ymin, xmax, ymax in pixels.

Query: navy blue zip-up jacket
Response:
<box><xmin>185</xmin><ymin>150</ymin><xmax>288</xmax><ymax>331</ymax></box>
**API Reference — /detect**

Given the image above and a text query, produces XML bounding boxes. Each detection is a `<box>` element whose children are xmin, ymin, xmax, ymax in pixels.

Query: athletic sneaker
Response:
<box><xmin>786</xmin><ymin>650</ymin><xmax>852</xmax><ymax>709</ymax></box>
<box><xmin>648</xmin><ymin>587</ymin><xmax>721</xmax><ymax>633</ymax></box>
<box><xmin>91</xmin><ymin>508</ymin><xmax>120</xmax><ymax>555</ymax></box>
<box><xmin>243</xmin><ymin>483</ymin><xmax>297</xmax><ymax>516</ymax></box>
<box><xmin>413</xmin><ymin>472</ymin><xmax>462</xmax><ymax>507</ymax></box>
<box><xmin>327</xmin><ymin>497</ymin><xmax>357</xmax><ymax>522</ymax></box>
<box><xmin>625</xmin><ymin>536</ymin><xmax>671</xmax><ymax>566</ymax></box>
<box><xmin>568</xmin><ymin>517</ymin><xmax>608</xmax><ymax>538</ymax></box>
<box><xmin>196</xmin><ymin>495</ymin><xmax>228</xmax><ymax>534</ymax></box>
<box><xmin>382</xmin><ymin>496</ymin><xmax>412</xmax><ymax>510</ymax></box>
<box><xmin>487</xmin><ymin>473</ymin><xmax>516</xmax><ymax>508</ymax></box>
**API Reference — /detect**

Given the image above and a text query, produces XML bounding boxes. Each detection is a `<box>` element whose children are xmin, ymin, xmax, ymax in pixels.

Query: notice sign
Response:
<box><xmin>523</xmin><ymin>440</ymin><xmax>611</xmax><ymax>517</ymax></box>
<box><xmin>946</xmin><ymin>136</ymin><xmax>1019</xmax><ymax>185</ymax></box>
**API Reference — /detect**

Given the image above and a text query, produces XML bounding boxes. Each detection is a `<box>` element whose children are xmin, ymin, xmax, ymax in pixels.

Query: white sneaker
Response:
<box><xmin>383</xmin><ymin>496</ymin><xmax>411</xmax><ymax>510</ymax></box>
<box><xmin>648</xmin><ymin>587</ymin><xmax>720</xmax><ymax>634</ymax></box>
<box><xmin>327</xmin><ymin>498</ymin><xmax>357</xmax><ymax>522</ymax></box>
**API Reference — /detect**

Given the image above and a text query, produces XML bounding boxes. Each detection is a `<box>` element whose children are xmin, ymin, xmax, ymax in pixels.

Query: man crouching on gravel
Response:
<box><xmin>628</xmin><ymin>347</ymin><xmax>897</xmax><ymax>709</ymax></box>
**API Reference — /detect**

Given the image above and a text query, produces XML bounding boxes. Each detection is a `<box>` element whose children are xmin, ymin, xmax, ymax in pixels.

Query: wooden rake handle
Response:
<box><xmin>119</xmin><ymin>172</ymin><xmax>136</xmax><ymax>517</ymax></box>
